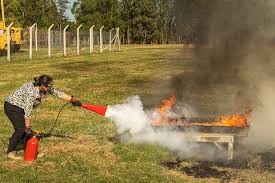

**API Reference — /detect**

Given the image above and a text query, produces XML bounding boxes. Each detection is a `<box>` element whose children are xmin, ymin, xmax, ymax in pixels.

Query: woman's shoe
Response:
<box><xmin>37</xmin><ymin>152</ymin><xmax>45</xmax><ymax>158</ymax></box>
<box><xmin>7</xmin><ymin>151</ymin><xmax>23</xmax><ymax>160</ymax></box>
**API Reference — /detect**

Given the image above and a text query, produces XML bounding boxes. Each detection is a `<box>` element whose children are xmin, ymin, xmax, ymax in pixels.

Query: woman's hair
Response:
<box><xmin>33</xmin><ymin>74</ymin><xmax>53</xmax><ymax>87</ymax></box>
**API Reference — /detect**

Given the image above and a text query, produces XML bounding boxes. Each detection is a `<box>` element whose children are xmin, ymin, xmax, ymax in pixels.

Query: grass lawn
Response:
<box><xmin>0</xmin><ymin>45</ymin><xmax>274</xmax><ymax>183</ymax></box>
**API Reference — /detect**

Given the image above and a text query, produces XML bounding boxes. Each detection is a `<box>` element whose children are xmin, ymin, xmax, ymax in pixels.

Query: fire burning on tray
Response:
<box><xmin>151</xmin><ymin>95</ymin><xmax>251</xmax><ymax>128</ymax></box>
<box><xmin>192</xmin><ymin>115</ymin><xmax>249</xmax><ymax>127</ymax></box>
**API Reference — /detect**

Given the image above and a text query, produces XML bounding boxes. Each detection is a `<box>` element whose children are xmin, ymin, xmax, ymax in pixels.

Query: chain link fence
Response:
<box><xmin>0</xmin><ymin>26</ymin><xmax>120</xmax><ymax>62</ymax></box>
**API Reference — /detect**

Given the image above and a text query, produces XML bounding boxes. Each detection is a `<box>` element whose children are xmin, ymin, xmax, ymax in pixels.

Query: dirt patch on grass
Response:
<box><xmin>0</xmin><ymin>159</ymin><xmax>33</xmax><ymax>169</ymax></box>
<box><xmin>181</xmin><ymin>163</ymin><xmax>231</xmax><ymax>181</ymax></box>
<box><xmin>165</xmin><ymin>169</ymin><xmax>220</xmax><ymax>182</ymax></box>
<box><xmin>161</xmin><ymin>160</ymin><xmax>229</xmax><ymax>182</ymax></box>
<box><xmin>43</xmin><ymin>134</ymin><xmax>119</xmax><ymax>162</ymax></box>
<box><xmin>44</xmin><ymin>135</ymin><xmax>96</xmax><ymax>152</ymax></box>
<box><xmin>161</xmin><ymin>151</ymin><xmax>275</xmax><ymax>182</ymax></box>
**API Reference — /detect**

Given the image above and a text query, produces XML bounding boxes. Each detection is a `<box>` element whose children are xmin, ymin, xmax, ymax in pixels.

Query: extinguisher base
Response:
<box><xmin>24</xmin><ymin>136</ymin><xmax>40</xmax><ymax>161</ymax></box>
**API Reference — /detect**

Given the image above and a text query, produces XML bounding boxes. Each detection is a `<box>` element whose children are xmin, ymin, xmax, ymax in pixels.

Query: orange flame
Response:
<box><xmin>152</xmin><ymin>95</ymin><xmax>251</xmax><ymax>128</ymax></box>
<box><xmin>219</xmin><ymin>115</ymin><xmax>248</xmax><ymax>127</ymax></box>
<box><xmin>191</xmin><ymin>115</ymin><xmax>249</xmax><ymax>127</ymax></box>
<box><xmin>158</xmin><ymin>95</ymin><xmax>176</xmax><ymax>113</ymax></box>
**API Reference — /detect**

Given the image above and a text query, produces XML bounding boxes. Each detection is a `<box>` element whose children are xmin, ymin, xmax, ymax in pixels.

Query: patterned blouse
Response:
<box><xmin>5</xmin><ymin>82</ymin><xmax>64</xmax><ymax>119</ymax></box>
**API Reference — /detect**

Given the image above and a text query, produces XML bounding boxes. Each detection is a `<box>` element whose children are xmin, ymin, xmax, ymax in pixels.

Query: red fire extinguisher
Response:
<box><xmin>24</xmin><ymin>136</ymin><xmax>39</xmax><ymax>161</ymax></box>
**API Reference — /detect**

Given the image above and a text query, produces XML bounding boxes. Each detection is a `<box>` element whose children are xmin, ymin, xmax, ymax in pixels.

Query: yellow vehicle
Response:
<box><xmin>0</xmin><ymin>0</ymin><xmax>22</xmax><ymax>55</ymax></box>
<box><xmin>11</xmin><ymin>27</ymin><xmax>22</xmax><ymax>52</ymax></box>
<box><xmin>0</xmin><ymin>15</ymin><xmax>7</xmax><ymax>54</ymax></box>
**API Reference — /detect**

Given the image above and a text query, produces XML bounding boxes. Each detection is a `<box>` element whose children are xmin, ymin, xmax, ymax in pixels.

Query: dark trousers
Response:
<box><xmin>4</xmin><ymin>101</ymin><xmax>28</xmax><ymax>153</ymax></box>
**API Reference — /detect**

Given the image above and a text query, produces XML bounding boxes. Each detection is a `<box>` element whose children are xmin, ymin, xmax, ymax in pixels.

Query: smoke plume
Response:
<box><xmin>103</xmin><ymin>1</ymin><xmax>275</xmax><ymax>159</ymax></box>
<box><xmin>106</xmin><ymin>96</ymin><xmax>219</xmax><ymax>160</ymax></box>
<box><xmin>173</xmin><ymin>0</ymin><xmax>275</xmax><ymax>151</ymax></box>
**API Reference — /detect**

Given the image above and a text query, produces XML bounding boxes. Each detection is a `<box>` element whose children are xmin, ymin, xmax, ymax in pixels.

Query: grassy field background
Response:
<box><xmin>0</xmin><ymin>45</ymin><xmax>275</xmax><ymax>182</ymax></box>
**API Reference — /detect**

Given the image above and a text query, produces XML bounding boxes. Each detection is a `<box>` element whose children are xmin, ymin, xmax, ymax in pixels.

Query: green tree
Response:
<box><xmin>4</xmin><ymin>0</ymin><xmax>63</xmax><ymax>28</ymax></box>
<box><xmin>72</xmin><ymin>0</ymin><xmax>120</xmax><ymax>30</ymax></box>
<box><xmin>120</xmin><ymin>0</ymin><xmax>158</xmax><ymax>44</ymax></box>
<box><xmin>19</xmin><ymin>0</ymin><xmax>60</xmax><ymax>27</ymax></box>
<box><xmin>72</xmin><ymin>0</ymin><xmax>164</xmax><ymax>44</ymax></box>
<box><xmin>155</xmin><ymin>0</ymin><xmax>174</xmax><ymax>43</ymax></box>
<box><xmin>4</xmin><ymin>0</ymin><xmax>23</xmax><ymax>26</ymax></box>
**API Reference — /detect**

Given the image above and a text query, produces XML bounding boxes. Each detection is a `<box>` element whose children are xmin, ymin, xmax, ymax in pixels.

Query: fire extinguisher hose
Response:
<box><xmin>48</xmin><ymin>102</ymin><xmax>71</xmax><ymax>134</ymax></box>
<box><xmin>39</xmin><ymin>102</ymin><xmax>71</xmax><ymax>138</ymax></box>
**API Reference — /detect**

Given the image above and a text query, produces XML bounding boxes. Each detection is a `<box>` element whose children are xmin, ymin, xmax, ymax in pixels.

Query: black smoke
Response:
<box><xmin>172</xmin><ymin>0</ymin><xmax>275</xmax><ymax>115</ymax></box>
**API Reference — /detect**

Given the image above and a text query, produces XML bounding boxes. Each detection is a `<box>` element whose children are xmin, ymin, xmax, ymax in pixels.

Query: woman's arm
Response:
<box><xmin>60</xmin><ymin>93</ymin><xmax>73</xmax><ymax>101</ymax></box>
<box><xmin>48</xmin><ymin>88</ymin><xmax>72</xmax><ymax>101</ymax></box>
<box><xmin>48</xmin><ymin>88</ymin><xmax>81</xmax><ymax>106</ymax></box>
<box><xmin>25</xmin><ymin>119</ymin><xmax>31</xmax><ymax>127</ymax></box>
<box><xmin>23</xmin><ymin>92</ymin><xmax>36</xmax><ymax>126</ymax></box>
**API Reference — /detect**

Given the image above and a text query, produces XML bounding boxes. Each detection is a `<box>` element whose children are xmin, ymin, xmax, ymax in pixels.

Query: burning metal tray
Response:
<box><xmin>151</xmin><ymin>116</ymin><xmax>250</xmax><ymax>136</ymax></box>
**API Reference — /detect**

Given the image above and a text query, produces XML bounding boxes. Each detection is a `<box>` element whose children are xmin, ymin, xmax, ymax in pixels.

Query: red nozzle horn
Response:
<box><xmin>81</xmin><ymin>103</ymin><xmax>107</xmax><ymax>116</ymax></box>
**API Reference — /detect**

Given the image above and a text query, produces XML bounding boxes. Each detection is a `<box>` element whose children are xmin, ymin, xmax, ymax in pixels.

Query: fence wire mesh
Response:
<box><xmin>0</xmin><ymin>28</ymin><xmax>120</xmax><ymax>62</ymax></box>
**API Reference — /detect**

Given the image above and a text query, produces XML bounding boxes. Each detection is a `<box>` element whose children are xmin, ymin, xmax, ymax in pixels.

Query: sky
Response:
<box><xmin>65</xmin><ymin>0</ymin><xmax>76</xmax><ymax>21</ymax></box>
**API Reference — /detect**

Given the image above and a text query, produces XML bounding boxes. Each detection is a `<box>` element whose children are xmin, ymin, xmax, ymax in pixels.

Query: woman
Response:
<box><xmin>4</xmin><ymin>74</ymin><xmax>81</xmax><ymax>160</ymax></box>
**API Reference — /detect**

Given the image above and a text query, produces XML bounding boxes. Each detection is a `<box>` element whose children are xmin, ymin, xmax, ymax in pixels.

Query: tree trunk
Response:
<box><xmin>144</xmin><ymin>32</ymin><xmax>147</xmax><ymax>44</ymax></box>
<box><xmin>127</xmin><ymin>25</ymin><xmax>130</xmax><ymax>44</ymax></box>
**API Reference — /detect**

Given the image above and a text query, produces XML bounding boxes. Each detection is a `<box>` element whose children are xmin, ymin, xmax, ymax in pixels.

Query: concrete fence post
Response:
<box><xmin>35</xmin><ymin>23</ymin><xmax>38</xmax><ymax>51</ymax></box>
<box><xmin>109</xmin><ymin>28</ymin><xmax>114</xmax><ymax>52</ymax></box>
<box><xmin>29</xmin><ymin>23</ymin><xmax>36</xmax><ymax>60</ymax></box>
<box><xmin>63</xmin><ymin>25</ymin><xmax>69</xmax><ymax>56</ymax></box>
<box><xmin>115</xmin><ymin>27</ymin><xmax>120</xmax><ymax>51</ymax></box>
<box><xmin>89</xmin><ymin>25</ymin><xmax>95</xmax><ymax>53</ymax></box>
<box><xmin>100</xmin><ymin>26</ymin><xmax>104</xmax><ymax>53</ymax></box>
<box><xmin>48</xmin><ymin>24</ymin><xmax>54</xmax><ymax>57</ymax></box>
<box><xmin>77</xmin><ymin>24</ymin><xmax>82</xmax><ymax>55</ymax></box>
<box><xmin>7</xmin><ymin>22</ymin><xmax>14</xmax><ymax>62</ymax></box>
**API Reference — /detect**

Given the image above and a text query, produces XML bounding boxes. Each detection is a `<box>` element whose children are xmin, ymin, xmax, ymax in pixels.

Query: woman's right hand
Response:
<box><xmin>70</xmin><ymin>97</ymin><xmax>82</xmax><ymax>107</ymax></box>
